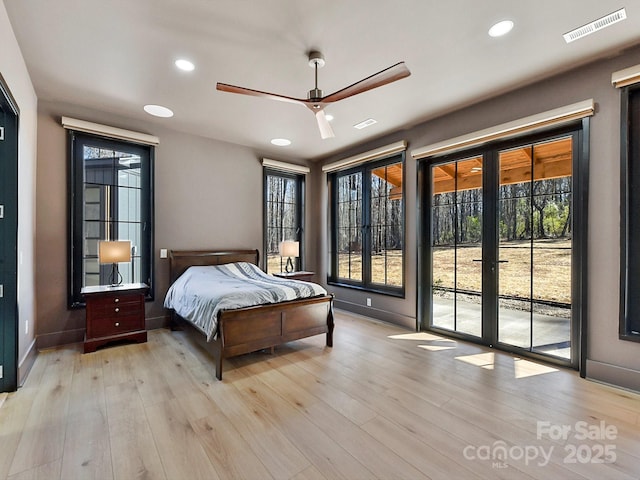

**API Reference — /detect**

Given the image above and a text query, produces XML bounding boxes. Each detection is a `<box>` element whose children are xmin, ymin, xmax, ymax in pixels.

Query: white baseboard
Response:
<box><xmin>18</xmin><ymin>338</ymin><xmax>38</xmax><ymax>387</ymax></box>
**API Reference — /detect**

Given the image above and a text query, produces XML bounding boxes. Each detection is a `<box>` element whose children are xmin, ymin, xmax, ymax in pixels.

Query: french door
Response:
<box><xmin>420</xmin><ymin>124</ymin><xmax>587</xmax><ymax>368</ymax></box>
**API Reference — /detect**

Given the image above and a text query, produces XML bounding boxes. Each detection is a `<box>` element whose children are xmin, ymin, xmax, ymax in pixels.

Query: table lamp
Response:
<box><xmin>279</xmin><ymin>240</ymin><xmax>299</xmax><ymax>273</ymax></box>
<box><xmin>99</xmin><ymin>240</ymin><xmax>131</xmax><ymax>286</ymax></box>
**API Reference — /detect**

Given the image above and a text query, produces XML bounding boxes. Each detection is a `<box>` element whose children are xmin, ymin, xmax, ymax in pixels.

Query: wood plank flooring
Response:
<box><xmin>0</xmin><ymin>311</ymin><xmax>639</xmax><ymax>480</ymax></box>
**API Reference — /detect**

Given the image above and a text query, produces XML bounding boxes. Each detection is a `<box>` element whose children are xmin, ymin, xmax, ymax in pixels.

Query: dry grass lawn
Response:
<box><xmin>433</xmin><ymin>239</ymin><xmax>571</xmax><ymax>304</ymax></box>
<box><xmin>338</xmin><ymin>251</ymin><xmax>403</xmax><ymax>287</ymax></box>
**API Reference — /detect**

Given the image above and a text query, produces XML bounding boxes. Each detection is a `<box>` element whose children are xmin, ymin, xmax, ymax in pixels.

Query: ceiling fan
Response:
<box><xmin>216</xmin><ymin>51</ymin><xmax>411</xmax><ymax>139</ymax></box>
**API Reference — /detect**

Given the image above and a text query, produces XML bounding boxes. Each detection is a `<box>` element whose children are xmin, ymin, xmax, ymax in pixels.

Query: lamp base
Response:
<box><xmin>108</xmin><ymin>263</ymin><xmax>123</xmax><ymax>286</ymax></box>
<box><xmin>285</xmin><ymin>257</ymin><xmax>294</xmax><ymax>273</ymax></box>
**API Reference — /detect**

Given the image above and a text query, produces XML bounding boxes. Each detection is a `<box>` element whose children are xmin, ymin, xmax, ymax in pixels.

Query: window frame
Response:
<box><xmin>263</xmin><ymin>168</ymin><xmax>305</xmax><ymax>274</ymax></box>
<box><xmin>620</xmin><ymin>83</ymin><xmax>640</xmax><ymax>342</ymax></box>
<box><xmin>68</xmin><ymin>131</ymin><xmax>155</xmax><ymax>307</ymax></box>
<box><xmin>328</xmin><ymin>153</ymin><xmax>406</xmax><ymax>297</ymax></box>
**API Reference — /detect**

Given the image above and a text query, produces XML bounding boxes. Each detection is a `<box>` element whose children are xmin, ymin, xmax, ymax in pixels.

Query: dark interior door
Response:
<box><xmin>0</xmin><ymin>80</ymin><xmax>19</xmax><ymax>392</ymax></box>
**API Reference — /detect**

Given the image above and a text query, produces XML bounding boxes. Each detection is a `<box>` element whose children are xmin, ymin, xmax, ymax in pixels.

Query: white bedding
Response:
<box><xmin>164</xmin><ymin>262</ymin><xmax>327</xmax><ymax>340</ymax></box>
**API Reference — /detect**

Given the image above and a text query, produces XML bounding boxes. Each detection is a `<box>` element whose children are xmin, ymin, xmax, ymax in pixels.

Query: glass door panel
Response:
<box><xmin>532</xmin><ymin>139</ymin><xmax>572</xmax><ymax>358</ymax></box>
<box><xmin>431</xmin><ymin>157</ymin><xmax>483</xmax><ymax>336</ymax></box>
<box><xmin>498</xmin><ymin>146</ymin><xmax>533</xmax><ymax>348</ymax></box>
<box><xmin>432</xmin><ymin>186</ymin><xmax>456</xmax><ymax>330</ymax></box>
<box><xmin>497</xmin><ymin>138</ymin><xmax>572</xmax><ymax>359</ymax></box>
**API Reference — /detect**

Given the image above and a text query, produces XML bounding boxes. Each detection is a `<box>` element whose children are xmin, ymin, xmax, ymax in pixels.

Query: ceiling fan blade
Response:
<box><xmin>216</xmin><ymin>82</ymin><xmax>306</xmax><ymax>106</ymax></box>
<box><xmin>315</xmin><ymin>110</ymin><xmax>334</xmax><ymax>139</ymax></box>
<box><xmin>321</xmin><ymin>61</ymin><xmax>411</xmax><ymax>103</ymax></box>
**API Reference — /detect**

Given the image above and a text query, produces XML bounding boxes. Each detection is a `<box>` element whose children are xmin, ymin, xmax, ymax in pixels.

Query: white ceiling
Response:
<box><xmin>5</xmin><ymin>0</ymin><xmax>640</xmax><ymax>161</ymax></box>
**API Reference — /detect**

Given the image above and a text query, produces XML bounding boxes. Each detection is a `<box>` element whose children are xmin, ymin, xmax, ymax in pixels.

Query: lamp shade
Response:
<box><xmin>99</xmin><ymin>240</ymin><xmax>132</xmax><ymax>264</ymax></box>
<box><xmin>279</xmin><ymin>240</ymin><xmax>299</xmax><ymax>258</ymax></box>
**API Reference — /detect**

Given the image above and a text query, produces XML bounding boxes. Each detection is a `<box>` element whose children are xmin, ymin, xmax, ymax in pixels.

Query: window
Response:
<box><xmin>263</xmin><ymin>169</ymin><xmax>304</xmax><ymax>273</ymax></box>
<box><xmin>69</xmin><ymin>132</ymin><xmax>154</xmax><ymax>306</ymax></box>
<box><xmin>329</xmin><ymin>154</ymin><xmax>405</xmax><ymax>295</ymax></box>
<box><xmin>620</xmin><ymin>84</ymin><xmax>640</xmax><ymax>342</ymax></box>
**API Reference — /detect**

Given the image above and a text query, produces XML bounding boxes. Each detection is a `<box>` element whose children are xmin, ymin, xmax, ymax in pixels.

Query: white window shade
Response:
<box><xmin>61</xmin><ymin>116</ymin><xmax>159</xmax><ymax>146</ymax></box>
<box><xmin>262</xmin><ymin>158</ymin><xmax>310</xmax><ymax>174</ymax></box>
<box><xmin>612</xmin><ymin>64</ymin><xmax>640</xmax><ymax>88</ymax></box>
<box><xmin>322</xmin><ymin>140</ymin><xmax>407</xmax><ymax>173</ymax></box>
<box><xmin>411</xmin><ymin>99</ymin><xmax>594</xmax><ymax>160</ymax></box>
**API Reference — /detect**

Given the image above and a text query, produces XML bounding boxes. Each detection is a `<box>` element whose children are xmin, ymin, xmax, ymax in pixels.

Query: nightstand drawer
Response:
<box><xmin>88</xmin><ymin>313</ymin><xmax>144</xmax><ymax>338</ymax></box>
<box><xmin>90</xmin><ymin>293</ymin><xmax>139</xmax><ymax>305</ymax></box>
<box><xmin>89</xmin><ymin>298</ymin><xmax>143</xmax><ymax>319</ymax></box>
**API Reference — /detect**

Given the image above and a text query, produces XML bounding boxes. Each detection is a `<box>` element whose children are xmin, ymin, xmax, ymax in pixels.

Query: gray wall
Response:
<box><xmin>314</xmin><ymin>45</ymin><xmax>640</xmax><ymax>389</ymax></box>
<box><xmin>1</xmin><ymin>2</ymin><xmax>38</xmax><ymax>384</ymax></box>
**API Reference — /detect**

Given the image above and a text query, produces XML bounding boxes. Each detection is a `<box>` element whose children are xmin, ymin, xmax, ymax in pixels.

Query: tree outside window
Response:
<box><xmin>330</xmin><ymin>155</ymin><xmax>405</xmax><ymax>295</ymax></box>
<box><xmin>264</xmin><ymin>170</ymin><xmax>304</xmax><ymax>273</ymax></box>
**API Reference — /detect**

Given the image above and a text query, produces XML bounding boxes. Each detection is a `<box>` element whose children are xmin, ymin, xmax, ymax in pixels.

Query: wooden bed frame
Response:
<box><xmin>166</xmin><ymin>249</ymin><xmax>334</xmax><ymax>380</ymax></box>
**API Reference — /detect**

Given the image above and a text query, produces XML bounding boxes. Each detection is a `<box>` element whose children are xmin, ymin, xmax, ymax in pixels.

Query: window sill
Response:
<box><xmin>327</xmin><ymin>280</ymin><xmax>405</xmax><ymax>299</ymax></box>
<box><xmin>619</xmin><ymin>332</ymin><xmax>640</xmax><ymax>343</ymax></box>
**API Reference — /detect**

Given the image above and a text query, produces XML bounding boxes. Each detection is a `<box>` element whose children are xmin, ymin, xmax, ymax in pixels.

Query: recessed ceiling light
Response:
<box><xmin>488</xmin><ymin>20</ymin><xmax>514</xmax><ymax>37</ymax></box>
<box><xmin>325</xmin><ymin>114</ymin><xmax>334</xmax><ymax>122</ymax></box>
<box><xmin>354</xmin><ymin>118</ymin><xmax>377</xmax><ymax>130</ymax></box>
<box><xmin>143</xmin><ymin>104</ymin><xmax>174</xmax><ymax>118</ymax></box>
<box><xmin>175</xmin><ymin>59</ymin><xmax>195</xmax><ymax>71</ymax></box>
<box><xmin>271</xmin><ymin>138</ymin><xmax>291</xmax><ymax>146</ymax></box>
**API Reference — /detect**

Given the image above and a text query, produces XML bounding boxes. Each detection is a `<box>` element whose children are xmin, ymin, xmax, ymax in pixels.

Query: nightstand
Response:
<box><xmin>273</xmin><ymin>271</ymin><xmax>315</xmax><ymax>282</ymax></box>
<box><xmin>81</xmin><ymin>283</ymin><xmax>148</xmax><ymax>353</ymax></box>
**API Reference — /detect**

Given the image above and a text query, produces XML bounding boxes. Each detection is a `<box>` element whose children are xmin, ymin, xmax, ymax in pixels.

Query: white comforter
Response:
<box><xmin>164</xmin><ymin>262</ymin><xmax>327</xmax><ymax>340</ymax></box>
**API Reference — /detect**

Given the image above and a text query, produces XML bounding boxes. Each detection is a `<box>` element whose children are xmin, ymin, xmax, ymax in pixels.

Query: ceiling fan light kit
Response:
<box><xmin>216</xmin><ymin>51</ymin><xmax>410</xmax><ymax>139</ymax></box>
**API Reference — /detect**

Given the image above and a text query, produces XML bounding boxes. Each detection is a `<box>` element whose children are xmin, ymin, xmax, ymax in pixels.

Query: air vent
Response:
<box><xmin>563</xmin><ymin>8</ymin><xmax>627</xmax><ymax>43</ymax></box>
<box><xmin>354</xmin><ymin>118</ymin><xmax>377</xmax><ymax>130</ymax></box>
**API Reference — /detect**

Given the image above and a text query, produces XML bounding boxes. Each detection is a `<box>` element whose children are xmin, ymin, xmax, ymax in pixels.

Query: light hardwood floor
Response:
<box><xmin>1</xmin><ymin>311</ymin><xmax>639</xmax><ymax>480</ymax></box>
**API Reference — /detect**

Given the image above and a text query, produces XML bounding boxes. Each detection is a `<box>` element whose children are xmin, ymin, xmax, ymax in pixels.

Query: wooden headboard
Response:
<box><xmin>169</xmin><ymin>249</ymin><xmax>260</xmax><ymax>284</ymax></box>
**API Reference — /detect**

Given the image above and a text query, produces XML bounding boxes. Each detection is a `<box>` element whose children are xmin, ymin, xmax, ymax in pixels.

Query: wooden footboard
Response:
<box><xmin>210</xmin><ymin>294</ymin><xmax>334</xmax><ymax>380</ymax></box>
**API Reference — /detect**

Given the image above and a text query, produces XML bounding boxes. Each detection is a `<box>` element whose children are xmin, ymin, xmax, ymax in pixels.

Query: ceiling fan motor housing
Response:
<box><xmin>308</xmin><ymin>88</ymin><xmax>323</xmax><ymax>104</ymax></box>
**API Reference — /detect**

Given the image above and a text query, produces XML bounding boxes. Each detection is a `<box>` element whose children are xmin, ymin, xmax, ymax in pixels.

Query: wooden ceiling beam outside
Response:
<box><xmin>372</xmin><ymin>164</ymin><xmax>404</xmax><ymax>200</ymax></box>
<box><xmin>432</xmin><ymin>138</ymin><xmax>572</xmax><ymax>195</ymax></box>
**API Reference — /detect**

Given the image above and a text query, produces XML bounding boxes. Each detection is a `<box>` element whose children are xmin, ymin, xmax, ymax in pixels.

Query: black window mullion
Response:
<box><xmin>363</xmin><ymin>166</ymin><xmax>372</xmax><ymax>286</ymax></box>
